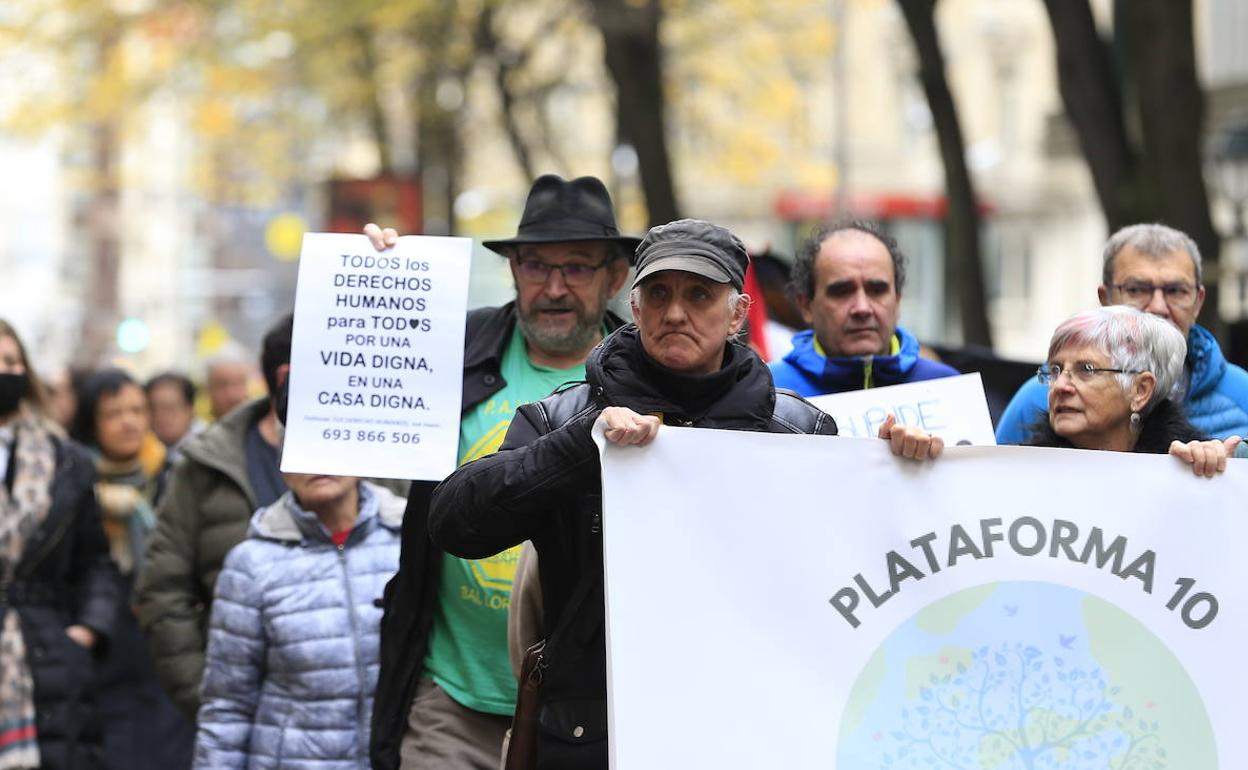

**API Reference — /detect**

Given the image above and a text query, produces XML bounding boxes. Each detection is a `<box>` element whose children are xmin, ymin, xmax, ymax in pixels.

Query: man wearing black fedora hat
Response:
<box><xmin>426</xmin><ymin>218</ymin><xmax>839</xmax><ymax>770</ymax></box>
<box><xmin>365</xmin><ymin>175</ymin><xmax>639</xmax><ymax>770</ymax></box>
<box><xmin>427</xmin><ymin>218</ymin><xmax>944</xmax><ymax>769</ymax></box>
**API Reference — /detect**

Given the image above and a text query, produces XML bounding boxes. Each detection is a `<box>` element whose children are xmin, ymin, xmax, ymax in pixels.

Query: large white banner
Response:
<box><xmin>600</xmin><ymin>430</ymin><xmax>1248</xmax><ymax>769</ymax></box>
<box><xmin>808</xmin><ymin>373</ymin><xmax>997</xmax><ymax>446</ymax></box>
<box><xmin>283</xmin><ymin>233</ymin><xmax>471</xmax><ymax>481</ymax></box>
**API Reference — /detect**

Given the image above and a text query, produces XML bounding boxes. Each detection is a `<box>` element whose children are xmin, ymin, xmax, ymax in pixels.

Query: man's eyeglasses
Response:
<box><xmin>513</xmin><ymin>259</ymin><xmax>607</xmax><ymax>287</ymax></box>
<box><xmin>1036</xmin><ymin>362</ymin><xmax>1143</xmax><ymax>385</ymax></box>
<box><xmin>1111</xmin><ymin>281</ymin><xmax>1199</xmax><ymax>310</ymax></box>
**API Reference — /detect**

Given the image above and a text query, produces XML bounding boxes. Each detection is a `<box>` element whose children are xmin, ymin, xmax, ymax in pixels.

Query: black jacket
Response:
<box><xmin>428</xmin><ymin>327</ymin><xmax>837</xmax><ymax>769</ymax></box>
<box><xmin>9</xmin><ymin>434</ymin><xmax>120</xmax><ymax>770</ymax></box>
<box><xmin>1025</xmin><ymin>398</ymin><xmax>1206</xmax><ymax>452</ymax></box>
<box><xmin>370</xmin><ymin>303</ymin><xmax>625</xmax><ymax>770</ymax></box>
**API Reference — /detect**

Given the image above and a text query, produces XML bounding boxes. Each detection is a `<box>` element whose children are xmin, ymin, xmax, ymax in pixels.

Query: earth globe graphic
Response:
<box><xmin>836</xmin><ymin>581</ymin><xmax>1215</xmax><ymax>769</ymax></box>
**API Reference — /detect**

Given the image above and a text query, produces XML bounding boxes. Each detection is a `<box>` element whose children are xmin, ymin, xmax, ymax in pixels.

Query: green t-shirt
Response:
<box><xmin>423</xmin><ymin>324</ymin><xmax>589</xmax><ymax>715</ymax></box>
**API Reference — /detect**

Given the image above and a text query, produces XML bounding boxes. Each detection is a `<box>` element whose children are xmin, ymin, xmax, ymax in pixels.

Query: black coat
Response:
<box><xmin>428</xmin><ymin>327</ymin><xmax>838</xmax><ymax>770</ymax></box>
<box><xmin>370</xmin><ymin>303</ymin><xmax>626</xmax><ymax>770</ymax></box>
<box><xmin>7</xmin><ymin>435</ymin><xmax>119</xmax><ymax>770</ymax></box>
<box><xmin>1024</xmin><ymin>398</ymin><xmax>1206</xmax><ymax>452</ymax></box>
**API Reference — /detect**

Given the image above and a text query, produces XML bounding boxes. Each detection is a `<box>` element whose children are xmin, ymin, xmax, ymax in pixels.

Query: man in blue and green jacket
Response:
<box><xmin>995</xmin><ymin>223</ymin><xmax>1248</xmax><ymax>445</ymax></box>
<box><xmin>769</xmin><ymin>221</ymin><xmax>958</xmax><ymax>396</ymax></box>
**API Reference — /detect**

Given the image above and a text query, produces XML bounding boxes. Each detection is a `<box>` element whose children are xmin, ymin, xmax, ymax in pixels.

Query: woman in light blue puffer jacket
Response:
<box><xmin>193</xmin><ymin>474</ymin><xmax>404</xmax><ymax>770</ymax></box>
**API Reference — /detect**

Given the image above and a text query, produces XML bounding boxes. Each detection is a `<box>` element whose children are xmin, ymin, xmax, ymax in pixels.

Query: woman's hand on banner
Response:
<box><xmin>597</xmin><ymin>407</ymin><xmax>662</xmax><ymax>447</ymax></box>
<box><xmin>364</xmin><ymin>222</ymin><xmax>399</xmax><ymax>250</ymax></box>
<box><xmin>1169</xmin><ymin>436</ymin><xmax>1241</xmax><ymax>478</ymax></box>
<box><xmin>878</xmin><ymin>414</ymin><xmax>944</xmax><ymax>460</ymax></box>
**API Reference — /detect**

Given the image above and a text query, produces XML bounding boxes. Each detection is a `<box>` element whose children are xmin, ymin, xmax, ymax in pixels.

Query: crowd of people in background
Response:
<box><xmin>0</xmin><ymin>173</ymin><xmax>1243</xmax><ymax>770</ymax></box>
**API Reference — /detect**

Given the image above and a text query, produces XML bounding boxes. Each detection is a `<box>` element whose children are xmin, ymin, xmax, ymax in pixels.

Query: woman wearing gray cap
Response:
<box><xmin>428</xmin><ymin>218</ymin><xmax>939</xmax><ymax>770</ymax></box>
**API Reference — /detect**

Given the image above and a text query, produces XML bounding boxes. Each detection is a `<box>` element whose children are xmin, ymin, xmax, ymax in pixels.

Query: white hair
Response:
<box><xmin>203</xmin><ymin>341</ymin><xmax>254</xmax><ymax>379</ymax></box>
<box><xmin>1047</xmin><ymin>305</ymin><xmax>1187</xmax><ymax>413</ymax></box>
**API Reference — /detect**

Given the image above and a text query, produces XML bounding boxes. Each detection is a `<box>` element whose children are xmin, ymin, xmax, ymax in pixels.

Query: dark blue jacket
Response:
<box><xmin>995</xmin><ymin>323</ymin><xmax>1248</xmax><ymax>444</ymax></box>
<box><xmin>769</xmin><ymin>325</ymin><xmax>959</xmax><ymax>397</ymax></box>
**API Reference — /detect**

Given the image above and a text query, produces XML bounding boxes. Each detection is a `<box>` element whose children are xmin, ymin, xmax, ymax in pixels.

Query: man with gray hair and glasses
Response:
<box><xmin>996</xmin><ymin>222</ymin><xmax>1248</xmax><ymax>444</ymax></box>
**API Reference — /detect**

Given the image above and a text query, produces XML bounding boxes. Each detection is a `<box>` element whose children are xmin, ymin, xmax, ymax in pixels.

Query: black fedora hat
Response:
<box><xmin>482</xmin><ymin>174</ymin><xmax>642</xmax><ymax>260</ymax></box>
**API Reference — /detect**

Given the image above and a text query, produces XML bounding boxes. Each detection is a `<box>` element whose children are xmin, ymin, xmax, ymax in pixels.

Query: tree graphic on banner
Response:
<box><xmin>880</xmin><ymin>641</ymin><xmax>1166</xmax><ymax>769</ymax></box>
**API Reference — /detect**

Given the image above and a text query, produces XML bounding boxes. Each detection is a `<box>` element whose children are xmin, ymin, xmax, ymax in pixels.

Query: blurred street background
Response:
<box><xmin>3</xmin><ymin>0</ymin><xmax>1248</xmax><ymax>390</ymax></box>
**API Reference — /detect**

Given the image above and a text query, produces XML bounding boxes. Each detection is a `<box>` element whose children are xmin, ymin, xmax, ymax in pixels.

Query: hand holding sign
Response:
<box><xmin>364</xmin><ymin>222</ymin><xmax>399</xmax><ymax>250</ymax></box>
<box><xmin>877</xmin><ymin>413</ymin><xmax>944</xmax><ymax>459</ymax></box>
<box><xmin>596</xmin><ymin>407</ymin><xmax>662</xmax><ymax>447</ymax></box>
<box><xmin>1169</xmin><ymin>435</ymin><xmax>1242</xmax><ymax>477</ymax></box>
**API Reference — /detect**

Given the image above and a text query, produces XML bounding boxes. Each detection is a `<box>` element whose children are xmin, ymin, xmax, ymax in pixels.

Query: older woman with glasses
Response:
<box><xmin>1025</xmin><ymin>305</ymin><xmax>1240</xmax><ymax>475</ymax></box>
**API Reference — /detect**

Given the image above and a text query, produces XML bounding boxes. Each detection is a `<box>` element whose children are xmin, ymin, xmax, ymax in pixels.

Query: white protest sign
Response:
<box><xmin>282</xmin><ymin>233</ymin><xmax>470</xmax><ymax>481</ymax></box>
<box><xmin>808</xmin><ymin>372</ymin><xmax>996</xmax><ymax>445</ymax></box>
<box><xmin>601</xmin><ymin>431</ymin><xmax>1248</xmax><ymax>769</ymax></box>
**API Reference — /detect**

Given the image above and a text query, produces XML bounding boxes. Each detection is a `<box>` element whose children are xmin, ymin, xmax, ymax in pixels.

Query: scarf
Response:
<box><xmin>94</xmin><ymin>454</ymin><xmax>157</xmax><ymax>577</ymax></box>
<box><xmin>0</xmin><ymin>408</ymin><xmax>55</xmax><ymax>769</ymax></box>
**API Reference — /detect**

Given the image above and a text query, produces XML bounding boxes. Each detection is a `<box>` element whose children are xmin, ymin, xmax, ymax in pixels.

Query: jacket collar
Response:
<box><xmin>179</xmin><ymin>397</ymin><xmax>272</xmax><ymax>505</ymax></box>
<box><xmin>1185</xmin><ymin>324</ymin><xmax>1227</xmax><ymax>400</ymax></box>
<box><xmin>248</xmin><ymin>481</ymin><xmax>405</xmax><ymax>545</ymax></box>
<box><xmin>464</xmin><ymin>303</ymin><xmax>519</xmax><ymax>374</ymax></box>
<box><xmin>781</xmin><ymin>325</ymin><xmax>923</xmax><ymax>389</ymax></box>
<box><xmin>587</xmin><ymin>325</ymin><xmax>775</xmax><ymax>428</ymax></box>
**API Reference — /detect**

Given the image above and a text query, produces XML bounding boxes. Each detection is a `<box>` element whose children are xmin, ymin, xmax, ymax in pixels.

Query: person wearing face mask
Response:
<box><xmin>71</xmin><ymin>369</ymin><xmax>195</xmax><ymax>770</ymax></box>
<box><xmin>0</xmin><ymin>320</ymin><xmax>120</xmax><ymax>769</ymax></box>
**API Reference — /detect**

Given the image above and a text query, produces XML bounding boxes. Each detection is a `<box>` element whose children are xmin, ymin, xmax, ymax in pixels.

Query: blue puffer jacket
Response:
<box><xmin>995</xmin><ymin>323</ymin><xmax>1248</xmax><ymax>444</ymax></box>
<box><xmin>193</xmin><ymin>482</ymin><xmax>404</xmax><ymax>770</ymax></box>
<box><xmin>769</xmin><ymin>325</ymin><xmax>959</xmax><ymax>397</ymax></box>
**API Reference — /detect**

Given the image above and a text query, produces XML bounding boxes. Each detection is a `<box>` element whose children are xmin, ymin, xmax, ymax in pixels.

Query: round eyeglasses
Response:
<box><xmin>1036</xmin><ymin>362</ymin><xmax>1143</xmax><ymax>385</ymax></box>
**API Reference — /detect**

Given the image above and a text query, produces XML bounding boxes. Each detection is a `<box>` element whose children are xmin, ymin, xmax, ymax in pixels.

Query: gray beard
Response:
<box><xmin>516</xmin><ymin>312</ymin><xmax>602</xmax><ymax>358</ymax></box>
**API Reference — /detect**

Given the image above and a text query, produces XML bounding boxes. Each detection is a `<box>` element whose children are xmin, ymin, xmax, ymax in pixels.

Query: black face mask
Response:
<box><xmin>0</xmin><ymin>373</ymin><xmax>31</xmax><ymax>416</ymax></box>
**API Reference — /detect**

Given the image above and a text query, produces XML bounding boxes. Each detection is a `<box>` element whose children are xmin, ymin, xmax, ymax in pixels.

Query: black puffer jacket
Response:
<box><xmin>370</xmin><ymin>303</ymin><xmax>625</xmax><ymax>770</ymax></box>
<box><xmin>428</xmin><ymin>327</ymin><xmax>837</xmax><ymax>769</ymax></box>
<box><xmin>8</xmin><ymin>434</ymin><xmax>119</xmax><ymax>769</ymax></box>
<box><xmin>1024</xmin><ymin>398</ymin><xmax>1206</xmax><ymax>452</ymax></box>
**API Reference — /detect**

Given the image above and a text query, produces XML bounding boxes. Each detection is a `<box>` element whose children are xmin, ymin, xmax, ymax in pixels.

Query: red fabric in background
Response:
<box><xmin>744</xmin><ymin>263</ymin><xmax>770</xmax><ymax>360</ymax></box>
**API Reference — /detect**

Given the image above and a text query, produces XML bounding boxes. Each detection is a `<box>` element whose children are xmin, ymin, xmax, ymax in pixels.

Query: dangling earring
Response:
<box><xmin>1129</xmin><ymin>411</ymin><xmax>1141</xmax><ymax>431</ymax></box>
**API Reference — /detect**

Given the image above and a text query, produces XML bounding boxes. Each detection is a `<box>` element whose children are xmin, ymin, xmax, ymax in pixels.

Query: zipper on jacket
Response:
<box><xmin>863</xmin><ymin>355</ymin><xmax>875</xmax><ymax>390</ymax></box>
<box><xmin>337</xmin><ymin>543</ymin><xmax>370</xmax><ymax>769</ymax></box>
<box><xmin>529</xmin><ymin>649</ymin><xmax>547</xmax><ymax>686</ymax></box>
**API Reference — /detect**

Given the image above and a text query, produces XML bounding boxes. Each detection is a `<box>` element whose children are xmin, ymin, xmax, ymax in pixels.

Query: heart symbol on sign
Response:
<box><xmin>409</xmin><ymin>319</ymin><xmax>419</xmax><ymax>329</ymax></box>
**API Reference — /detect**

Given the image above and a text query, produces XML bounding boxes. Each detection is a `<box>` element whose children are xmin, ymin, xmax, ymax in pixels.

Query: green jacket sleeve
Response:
<box><xmin>136</xmin><ymin>457</ymin><xmax>212</xmax><ymax>721</ymax></box>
